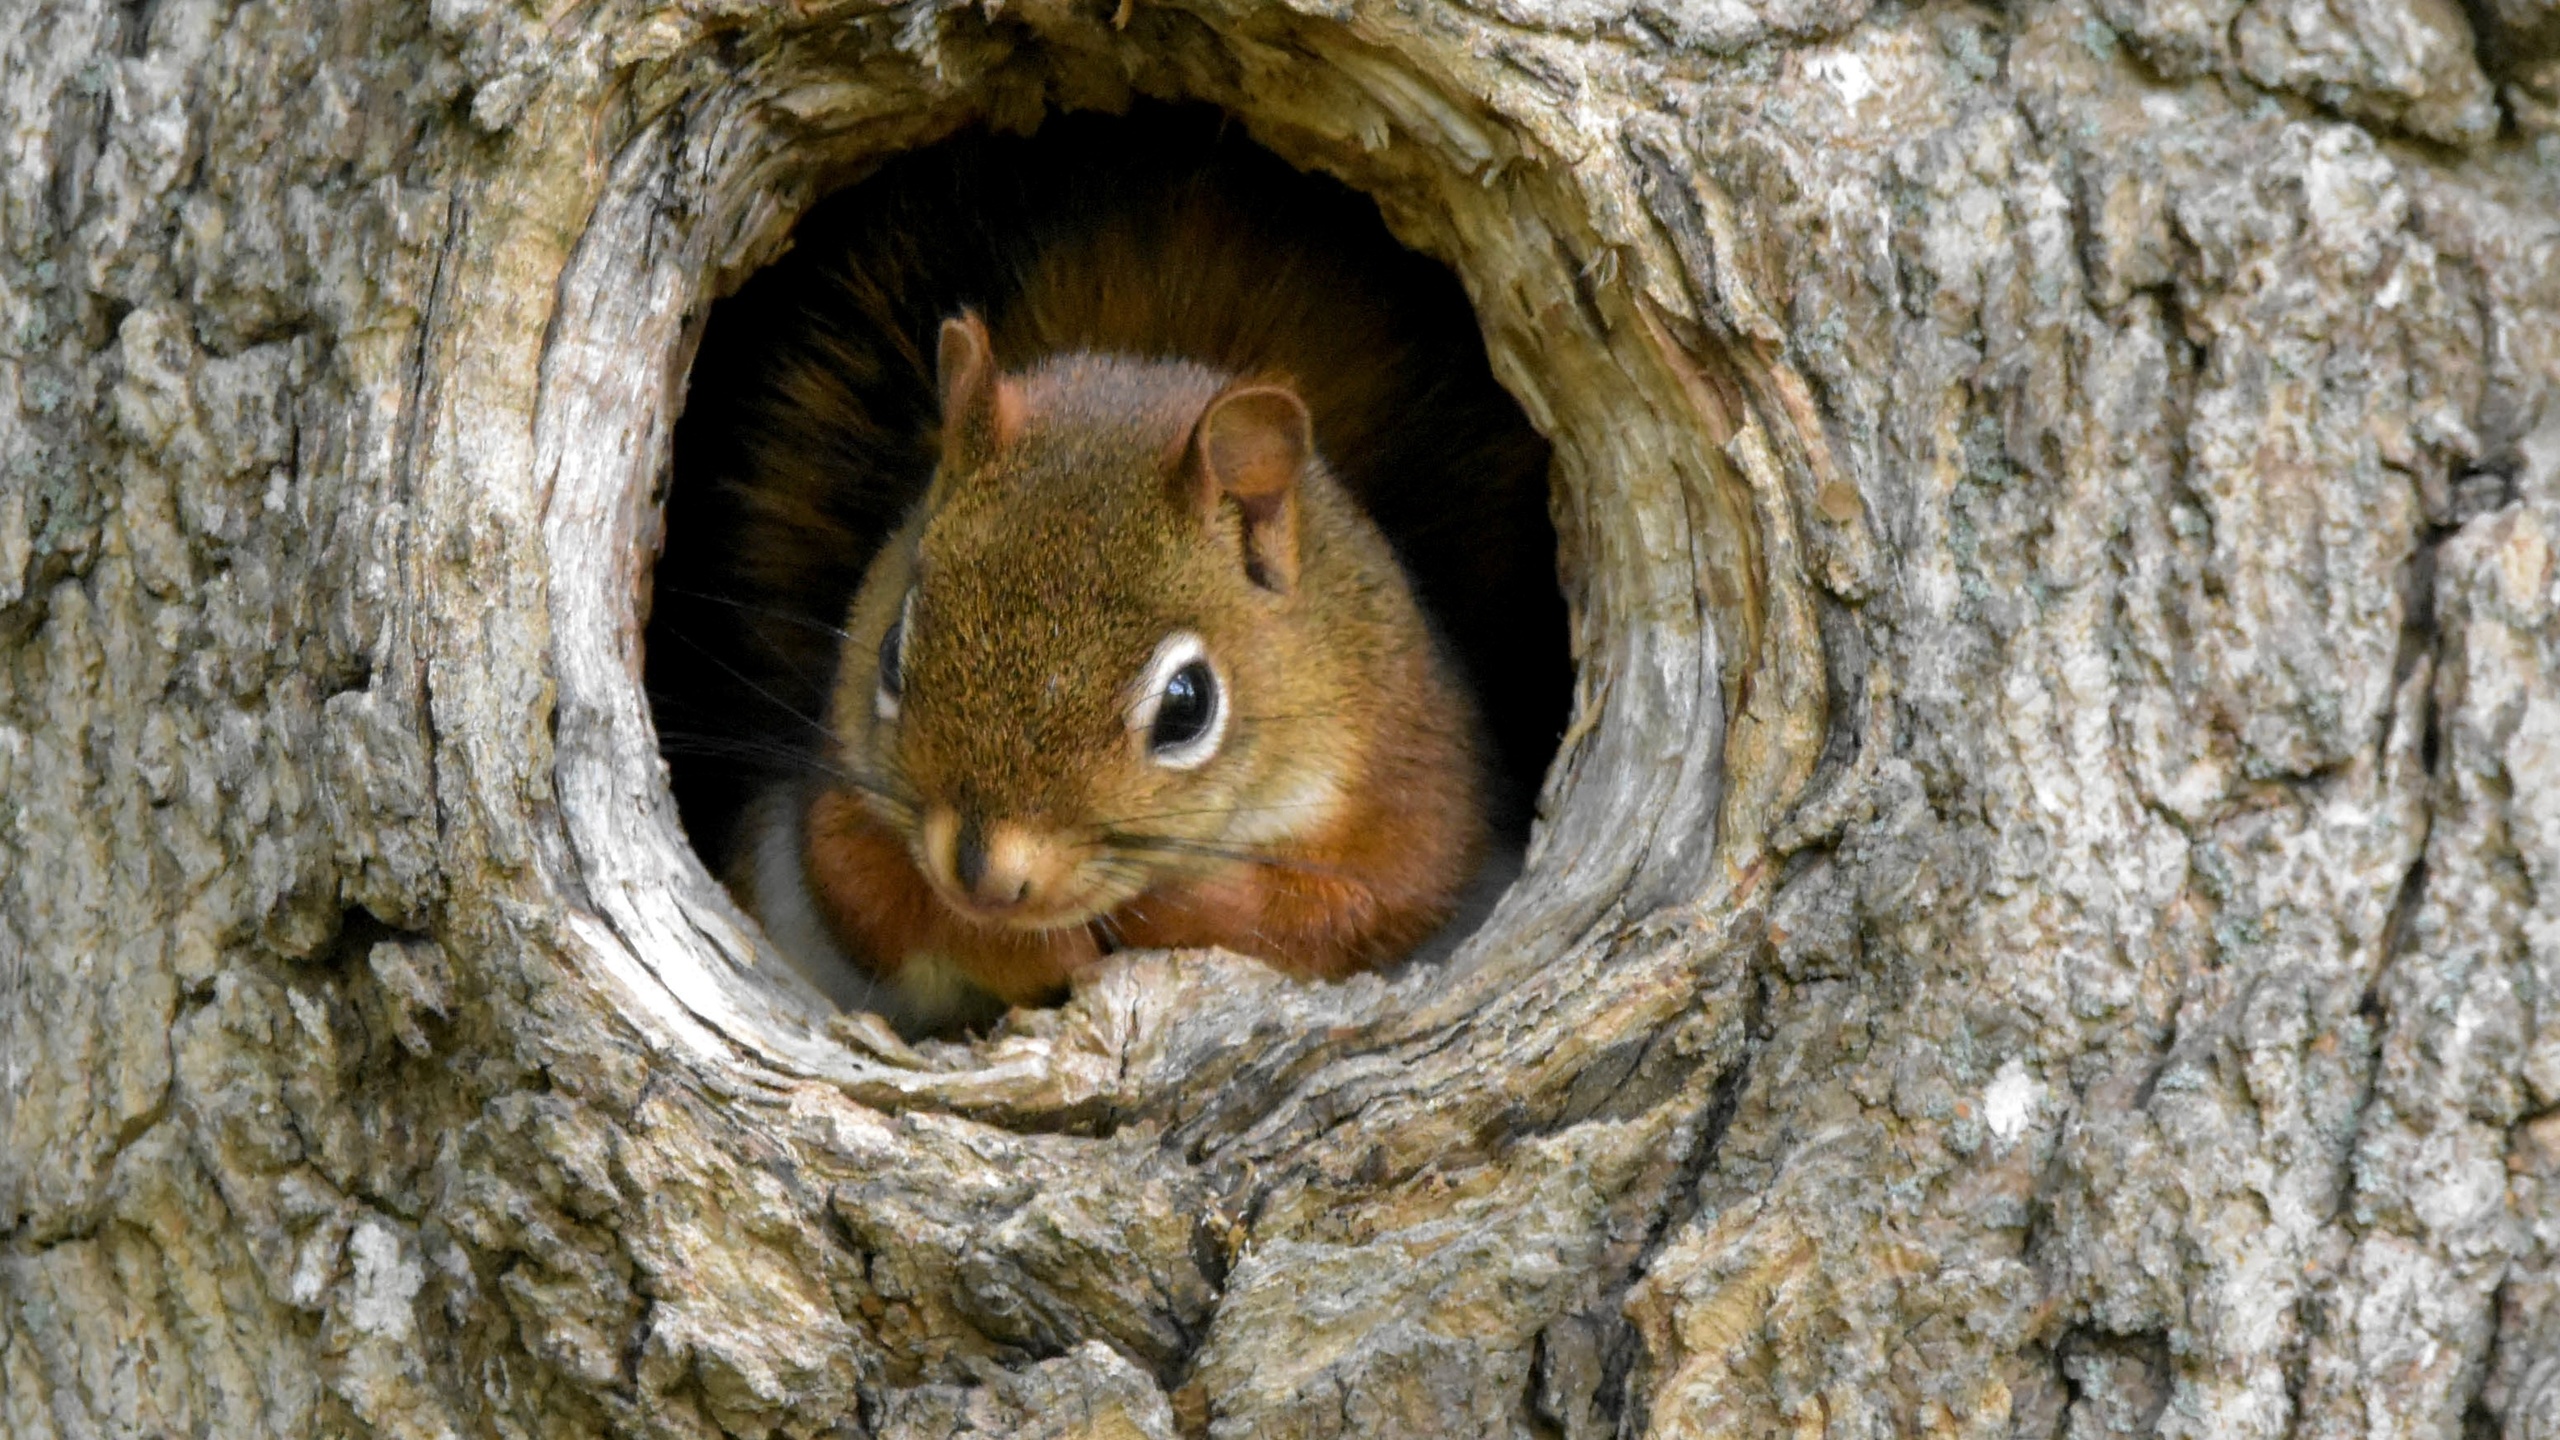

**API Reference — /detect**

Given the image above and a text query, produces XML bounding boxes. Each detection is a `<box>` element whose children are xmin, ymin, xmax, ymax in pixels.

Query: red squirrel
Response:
<box><xmin>651</xmin><ymin>116</ymin><xmax>1560</xmax><ymax>1033</ymax></box>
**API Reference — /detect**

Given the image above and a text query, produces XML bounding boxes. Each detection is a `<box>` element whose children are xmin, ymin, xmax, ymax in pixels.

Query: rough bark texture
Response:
<box><xmin>2</xmin><ymin>0</ymin><xmax>2557</xmax><ymax>1433</ymax></box>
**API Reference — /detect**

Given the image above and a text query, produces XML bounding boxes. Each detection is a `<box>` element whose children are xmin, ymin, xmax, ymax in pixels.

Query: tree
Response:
<box><xmin>3</xmin><ymin>0</ymin><xmax>2557</xmax><ymax>1432</ymax></box>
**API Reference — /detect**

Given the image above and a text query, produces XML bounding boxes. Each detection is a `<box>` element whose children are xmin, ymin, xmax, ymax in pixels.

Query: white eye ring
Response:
<box><xmin>1130</xmin><ymin>631</ymin><xmax>1226</xmax><ymax>771</ymax></box>
<box><xmin>874</xmin><ymin>588</ymin><xmax>913</xmax><ymax>724</ymax></box>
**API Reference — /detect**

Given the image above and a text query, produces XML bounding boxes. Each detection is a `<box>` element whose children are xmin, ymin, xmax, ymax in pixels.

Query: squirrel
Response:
<box><xmin>649</xmin><ymin>112</ymin><xmax>1564</xmax><ymax>1033</ymax></box>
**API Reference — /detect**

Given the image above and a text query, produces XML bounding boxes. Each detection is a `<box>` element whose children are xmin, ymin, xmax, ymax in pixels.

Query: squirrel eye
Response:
<box><xmin>874</xmin><ymin>589</ymin><xmax>911</xmax><ymax>722</ymax></box>
<box><xmin>1134</xmin><ymin>633</ymin><xmax>1225</xmax><ymax>770</ymax></box>
<box><xmin>1154</xmin><ymin>663</ymin><xmax>1216</xmax><ymax>747</ymax></box>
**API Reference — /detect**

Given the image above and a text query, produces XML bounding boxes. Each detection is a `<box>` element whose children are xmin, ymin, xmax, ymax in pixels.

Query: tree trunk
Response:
<box><xmin>3</xmin><ymin>0</ymin><xmax>2558</xmax><ymax>1432</ymax></box>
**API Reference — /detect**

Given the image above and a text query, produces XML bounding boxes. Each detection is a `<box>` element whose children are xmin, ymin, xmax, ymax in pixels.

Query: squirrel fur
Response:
<box><xmin>650</xmin><ymin>113</ymin><xmax>1562</xmax><ymax>1033</ymax></box>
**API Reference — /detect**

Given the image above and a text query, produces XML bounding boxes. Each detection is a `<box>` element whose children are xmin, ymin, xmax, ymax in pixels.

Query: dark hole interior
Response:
<box><xmin>647</xmin><ymin>106</ymin><xmax>1569</xmax><ymax>1006</ymax></box>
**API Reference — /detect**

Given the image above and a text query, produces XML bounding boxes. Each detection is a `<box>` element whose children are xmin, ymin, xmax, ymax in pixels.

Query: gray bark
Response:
<box><xmin>2</xmin><ymin>0</ymin><xmax>2557</xmax><ymax>1433</ymax></box>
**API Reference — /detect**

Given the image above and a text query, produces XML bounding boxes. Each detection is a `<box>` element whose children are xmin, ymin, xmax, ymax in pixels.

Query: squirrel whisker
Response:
<box><xmin>1224</xmin><ymin>710</ymin><xmax>1355</xmax><ymax>724</ymax></box>
<box><xmin>660</xmin><ymin>627</ymin><xmax>846</xmax><ymax>747</ymax></box>
<box><xmin>654</xmin><ymin>732</ymin><xmax>847</xmax><ymax>776</ymax></box>
<box><xmin>1078</xmin><ymin>796</ymin><xmax>1338</xmax><ymax>831</ymax></box>
<box><xmin>656</xmin><ymin>728</ymin><xmax>918</xmax><ymax>809</ymax></box>
<box><xmin>655</xmin><ymin>586</ymin><xmax>854</xmax><ymax>641</ymax></box>
<box><xmin>659</xmin><ymin>735</ymin><xmax>917</xmax><ymax>814</ymax></box>
<box><xmin>1100</xmin><ymin>832</ymin><xmax>1361</xmax><ymax>880</ymax></box>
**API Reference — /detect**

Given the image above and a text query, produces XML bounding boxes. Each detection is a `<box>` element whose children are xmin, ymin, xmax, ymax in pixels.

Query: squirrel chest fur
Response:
<box><xmin>657</xmin><ymin>121</ymin><xmax>1558</xmax><ymax>1034</ymax></box>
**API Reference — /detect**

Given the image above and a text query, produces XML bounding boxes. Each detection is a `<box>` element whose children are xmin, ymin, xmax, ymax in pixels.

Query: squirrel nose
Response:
<box><xmin>951</xmin><ymin>815</ymin><xmax>1037</xmax><ymax>910</ymax></box>
<box><xmin>953</xmin><ymin>821</ymin><xmax>991</xmax><ymax>892</ymax></box>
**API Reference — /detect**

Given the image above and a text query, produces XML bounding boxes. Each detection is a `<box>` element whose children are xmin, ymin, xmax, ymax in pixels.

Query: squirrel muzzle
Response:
<box><xmin>917</xmin><ymin>803</ymin><xmax>1087</xmax><ymax>927</ymax></box>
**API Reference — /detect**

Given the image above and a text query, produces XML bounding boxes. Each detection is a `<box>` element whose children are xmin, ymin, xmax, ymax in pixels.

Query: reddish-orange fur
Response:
<box><xmin>651</xmin><ymin>117</ymin><xmax>1558</xmax><ymax>1033</ymax></box>
<box><xmin>802</xmin><ymin>790</ymin><xmax>1102</xmax><ymax>1005</ymax></box>
<box><xmin>789</xmin><ymin>334</ymin><xmax>1487</xmax><ymax>1016</ymax></box>
<box><xmin>806</xmin><ymin>773</ymin><xmax>1469</xmax><ymax>1004</ymax></box>
<box><xmin>802</xmin><ymin>632</ymin><xmax>1481</xmax><ymax>1006</ymax></box>
<box><xmin>1105</xmin><ymin>784</ymin><xmax>1478</xmax><ymax>981</ymax></box>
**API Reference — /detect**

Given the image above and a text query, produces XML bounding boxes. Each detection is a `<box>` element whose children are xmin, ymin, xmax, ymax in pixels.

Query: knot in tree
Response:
<box><xmin>3</xmin><ymin>0</ymin><xmax>2558</xmax><ymax>1435</ymax></box>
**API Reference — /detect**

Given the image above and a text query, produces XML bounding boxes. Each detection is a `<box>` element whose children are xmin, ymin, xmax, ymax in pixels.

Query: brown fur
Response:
<box><xmin>806</xmin><ymin>341</ymin><xmax>1485</xmax><ymax>1008</ymax></box>
<box><xmin>648</xmin><ymin>115</ymin><xmax>1562</xmax><ymax>1030</ymax></box>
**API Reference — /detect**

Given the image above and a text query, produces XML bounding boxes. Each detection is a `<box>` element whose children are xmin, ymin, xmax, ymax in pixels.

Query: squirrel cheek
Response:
<box><xmin>1225</xmin><ymin>758</ymin><xmax>1346</xmax><ymax>847</ymax></box>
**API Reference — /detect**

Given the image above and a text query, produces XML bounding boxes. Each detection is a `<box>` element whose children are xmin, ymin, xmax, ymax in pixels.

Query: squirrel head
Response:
<box><xmin>823</xmin><ymin>312</ymin><xmax>1446</xmax><ymax>934</ymax></box>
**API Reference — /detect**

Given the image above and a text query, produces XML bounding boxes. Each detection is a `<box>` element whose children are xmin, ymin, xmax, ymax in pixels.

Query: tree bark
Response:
<box><xmin>3</xmin><ymin>0</ymin><xmax>2557</xmax><ymax>1433</ymax></box>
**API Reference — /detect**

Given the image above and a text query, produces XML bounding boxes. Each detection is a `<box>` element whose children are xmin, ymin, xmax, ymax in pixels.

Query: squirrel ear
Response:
<box><xmin>937</xmin><ymin>312</ymin><xmax>1025</xmax><ymax>474</ymax></box>
<box><xmin>1184</xmin><ymin>382</ymin><xmax>1310</xmax><ymax>594</ymax></box>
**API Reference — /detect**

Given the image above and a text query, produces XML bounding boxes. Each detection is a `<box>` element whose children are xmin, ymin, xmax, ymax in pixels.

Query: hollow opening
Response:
<box><xmin>643</xmin><ymin>106</ymin><xmax>1573</xmax><ymax>1031</ymax></box>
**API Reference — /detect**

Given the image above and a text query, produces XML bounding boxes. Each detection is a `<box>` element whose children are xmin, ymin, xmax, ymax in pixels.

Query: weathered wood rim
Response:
<box><xmin>525</xmin><ymin>0</ymin><xmax>1842</xmax><ymax>1111</ymax></box>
